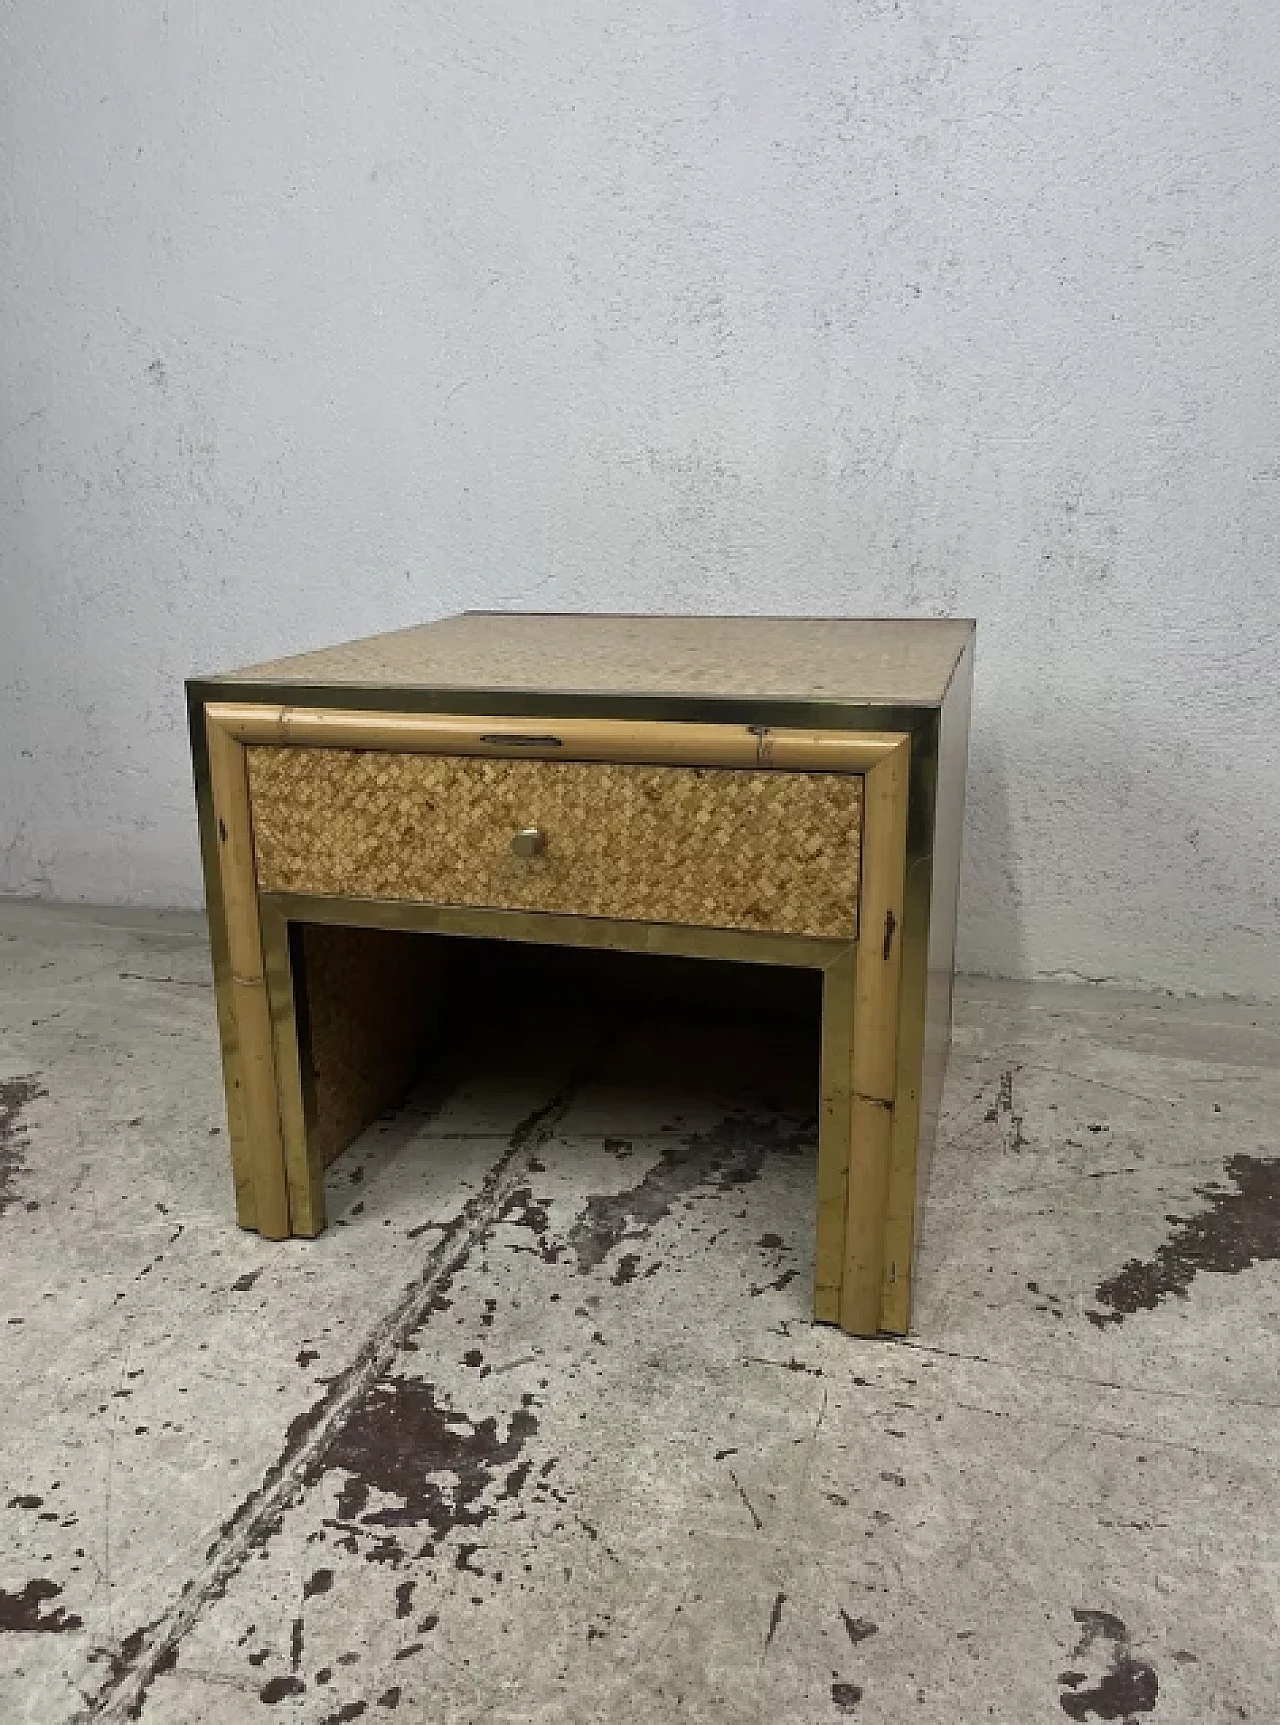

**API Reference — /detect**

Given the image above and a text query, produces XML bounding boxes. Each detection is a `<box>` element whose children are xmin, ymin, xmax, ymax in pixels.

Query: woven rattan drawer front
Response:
<box><xmin>247</xmin><ymin>747</ymin><xmax>862</xmax><ymax>939</ymax></box>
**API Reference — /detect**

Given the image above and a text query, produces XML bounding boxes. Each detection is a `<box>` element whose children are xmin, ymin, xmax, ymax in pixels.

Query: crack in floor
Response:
<box><xmin>75</xmin><ymin>1030</ymin><xmax>621</xmax><ymax>1723</ymax></box>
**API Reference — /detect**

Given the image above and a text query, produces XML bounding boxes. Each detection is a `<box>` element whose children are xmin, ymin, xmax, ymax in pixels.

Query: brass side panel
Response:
<box><xmin>247</xmin><ymin>748</ymin><xmax>862</xmax><ymax>941</ymax></box>
<box><xmin>879</xmin><ymin>643</ymin><xmax>973</xmax><ymax>1333</ymax></box>
<box><xmin>917</xmin><ymin>642</ymin><xmax>974</xmax><ymax>1215</ymax></box>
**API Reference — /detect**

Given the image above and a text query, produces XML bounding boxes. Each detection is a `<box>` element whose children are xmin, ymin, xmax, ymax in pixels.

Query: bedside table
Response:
<box><xmin>187</xmin><ymin>614</ymin><xmax>973</xmax><ymax>1336</ymax></box>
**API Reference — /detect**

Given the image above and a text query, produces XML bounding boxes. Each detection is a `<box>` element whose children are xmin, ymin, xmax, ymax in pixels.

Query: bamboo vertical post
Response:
<box><xmin>205</xmin><ymin>714</ymin><xmax>291</xmax><ymax>1240</ymax></box>
<box><xmin>258</xmin><ymin>898</ymin><xmax>325</xmax><ymax>1237</ymax></box>
<box><xmin>815</xmin><ymin>946</ymin><xmax>858</xmax><ymax>1323</ymax></box>
<box><xmin>840</xmin><ymin>739</ymin><xmax>910</xmax><ymax>1333</ymax></box>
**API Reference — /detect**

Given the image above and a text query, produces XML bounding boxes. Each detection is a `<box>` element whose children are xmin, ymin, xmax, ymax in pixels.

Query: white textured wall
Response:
<box><xmin>2</xmin><ymin>3</ymin><xmax>1278</xmax><ymax>998</ymax></box>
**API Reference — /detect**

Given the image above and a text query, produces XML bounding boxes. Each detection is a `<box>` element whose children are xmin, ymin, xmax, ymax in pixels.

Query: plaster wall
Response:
<box><xmin>2</xmin><ymin>2</ymin><xmax>1278</xmax><ymax>997</ymax></box>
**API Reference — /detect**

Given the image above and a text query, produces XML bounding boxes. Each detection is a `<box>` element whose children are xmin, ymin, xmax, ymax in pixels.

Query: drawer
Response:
<box><xmin>246</xmin><ymin>746</ymin><xmax>862</xmax><ymax>939</ymax></box>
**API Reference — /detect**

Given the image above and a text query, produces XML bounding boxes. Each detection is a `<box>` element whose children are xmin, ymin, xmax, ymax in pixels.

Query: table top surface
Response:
<box><xmin>208</xmin><ymin>613</ymin><xmax>974</xmax><ymax>708</ymax></box>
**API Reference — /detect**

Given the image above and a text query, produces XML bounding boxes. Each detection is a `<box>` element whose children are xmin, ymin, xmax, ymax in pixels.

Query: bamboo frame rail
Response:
<box><xmin>206</xmin><ymin>701</ymin><xmax>907</xmax><ymax>774</ymax></box>
<box><xmin>201</xmin><ymin>701</ymin><xmax>911</xmax><ymax>1332</ymax></box>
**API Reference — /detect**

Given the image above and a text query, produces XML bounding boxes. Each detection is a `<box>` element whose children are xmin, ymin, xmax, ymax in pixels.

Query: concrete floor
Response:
<box><xmin>1</xmin><ymin>900</ymin><xmax>1277</xmax><ymax>1725</ymax></box>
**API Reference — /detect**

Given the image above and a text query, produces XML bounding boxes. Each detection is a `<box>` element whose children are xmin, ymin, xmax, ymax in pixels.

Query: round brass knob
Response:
<box><xmin>511</xmin><ymin>826</ymin><xmax>546</xmax><ymax>859</ymax></box>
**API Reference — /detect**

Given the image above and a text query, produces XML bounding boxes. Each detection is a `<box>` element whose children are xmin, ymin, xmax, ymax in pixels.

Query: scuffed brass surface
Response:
<box><xmin>259</xmin><ymin>893</ymin><xmax>850</xmax><ymax>972</ymax></box>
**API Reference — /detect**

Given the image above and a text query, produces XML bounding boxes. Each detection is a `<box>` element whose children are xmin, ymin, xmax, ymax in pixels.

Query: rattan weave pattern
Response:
<box><xmin>299</xmin><ymin>924</ymin><xmax>446</xmax><ymax>1168</ymax></box>
<box><xmin>248</xmin><ymin>747</ymin><xmax>861</xmax><ymax>938</ymax></box>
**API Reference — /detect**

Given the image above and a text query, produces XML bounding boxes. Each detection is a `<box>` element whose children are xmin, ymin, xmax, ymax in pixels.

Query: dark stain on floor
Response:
<box><xmin>566</xmin><ymin>1113</ymin><xmax>814</xmax><ymax>1275</ymax></box>
<box><xmin>207</xmin><ymin>1104</ymin><xmax>814</xmax><ymax>1707</ymax></box>
<box><xmin>87</xmin><ymin>1622</ymin><xmax>152</xmax><ymax>1689</ymax></box>
<box><xmin>497</xmin><ymin>1186</ymin><xmax>561</xmax><ymax>1263</ymax></box>
<box><xmin>260</xmin><ymin>1672</ymin><xmax>306</xmax><ymax>1703</ymax></box>
<box><xmin>764</xmin><ymin>1589</ymin><xmax>786</xmax><ymax>1649</ymax></box>
<box><xmin>0</xmin><ymin>1074</ymin><xmax>46</xmax><ymax>1217</ymax></box>
<box><xmin>312</xmin><ymin>1376</ymin><xmax>539</xmax><ymax>1551</ymax></box>
<box><xmin>750</xmin><ymin>1268</ymin><xmax>797</xmax><ymax>1297</ymax></box>
<box><xmin>1090</xmin><ymin>1153</ymin><xmax>1280</xmax><ymax>1325</ymax></box>
<box><xmin>0</xmin><ymin>1577</ymin><xmax>82</xmax><ymax>1633</ymax></box>
<box><xmin>983</xmin><ymin>1067</ymin><xmax>1026</xmax><ymax>1151</ymax></box>
<box><xmin>841</xmin><ymin>1611</ymin><xmax>878</xmax><ymax>1645</ymax></box>
<box><xmin>831</xmin><ymin>1680</ymin><xmax>864</xmax><ymax>1712</ymax></box>
<box><xmin>1058</xmin><ymin>1609</ymin><xmax>1158</xmax><ymax>1721</ymax></box>
<box><xmin>15</xmin><ymin>1042</ymin><xmax>634</xmax><ymax>1722</ymax></box>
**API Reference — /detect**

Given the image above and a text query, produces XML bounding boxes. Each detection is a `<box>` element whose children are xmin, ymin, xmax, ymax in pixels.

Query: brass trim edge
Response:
<box><xmin>260</xmin><ymin>893</ymin><xmax>852</xmax><ymax>972</ymax></box>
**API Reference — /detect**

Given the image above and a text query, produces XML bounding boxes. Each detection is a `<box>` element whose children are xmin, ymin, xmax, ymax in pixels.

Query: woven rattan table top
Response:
<box><xmin>209</xmin><ymin>613</ymin><xmax>974</xmax><ymax>708</ymax></box>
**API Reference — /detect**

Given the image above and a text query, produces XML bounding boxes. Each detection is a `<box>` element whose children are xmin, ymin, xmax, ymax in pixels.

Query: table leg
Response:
<box><xmin>840</xmin><ymin>739</ymin><xmax>910</xmax><ymax>1334</ymax></box>
<box><xmin>815</xmin><ymin>946</ymin><xmax>856</xmax><ymax>1323</ymax></box>
<box><xmin>205</xmin><ymin>713</ymin><xmax>292</xmax><ymax>1240</ymax></box>
<box><xmin>260</xmin><ymin>900</ymin><xmax>324</xmax><ymax>1237</ymax></box>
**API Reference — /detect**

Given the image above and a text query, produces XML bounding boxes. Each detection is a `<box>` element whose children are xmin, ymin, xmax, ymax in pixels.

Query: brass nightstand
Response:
<box><xmin>187</xmin><ymin>613</ymin><xmax>973</xmax><ymax>1336</ymax></box>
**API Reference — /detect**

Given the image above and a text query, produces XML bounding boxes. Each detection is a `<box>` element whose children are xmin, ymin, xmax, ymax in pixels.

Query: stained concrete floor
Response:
<box><xmin>1</xmin><ymin>900</ymin><xmax>1278</xmax><ymax>1725</ymax></box>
